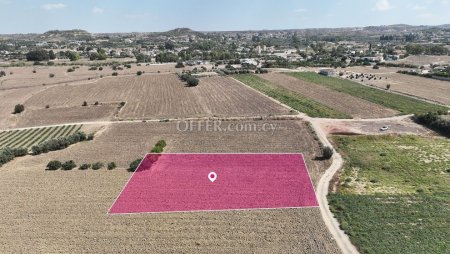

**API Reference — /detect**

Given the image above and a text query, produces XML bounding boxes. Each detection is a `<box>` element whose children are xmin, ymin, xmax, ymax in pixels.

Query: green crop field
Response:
<box><xmin>0</xmin><ymin>125</ymin><xmax>83</xmax><ymax>149</ymax></box>
<box><xmin>287</xmin><ymin>72</ymin><xmax>448</xmax><ymax>115</ymax></box>
<box><xmin>329</xmin><ymin>135</ymin><xmax>450</xmax><ymax>254</ymax></box>
<box><xmin>233</xmin><ymin>74</ymin><xmax>351</xmax><ymax>119</ymax></box>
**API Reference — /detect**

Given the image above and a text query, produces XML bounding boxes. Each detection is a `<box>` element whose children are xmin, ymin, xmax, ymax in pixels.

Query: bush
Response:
<box><xmin>92</xmin><ymin>162</ymin><xmax>104</xmax><ymax>170</ymax></box>
<box><xmin>82</xmin><ymin>101</ymin><xmax>88</xmax><ymax>107</ymax></box>
<box><xmin>323</xmin><ymin>146</ymin><xmax>334</xmax><ymax>160</ymax></box>
<box><xmin>107</xmin><ymin>162</ymin><xmax>117</xmax><ymax>170</ymax></box>
<box><xmin>87</xmin><ymin>133</ymin><xmax>95</xmax><ymax>141</ymax></box>
<box><xmin>49</xmin><ymin>73</ymin><xmax>55</xmax><ymax>78</ymax></box>
<box><xmin>26</xmin><ymin>49</ymin><xmax>49</xmax><ymax>61</ymax></box>
<box><xmin>175</xmin><ymin>62</ymin><xmax>185</xmax><ymax>68</ymax></box>
<box><xmin>31</xmin><ymin>131</ymin><xmax>89</xmax><ymax>155</ymax></box>
<box><xmin>413</xmin><ymin>113</ymin><xmax>450</xmax><ymax>137</ymax></box>
<box><xmin>186</xmin><ymin>76</ymin><xmax>199</xmax><ymax>87</ymax></box>
<box><xmin>13</xmin><ymin>104</ymin><xmax>25</xmax><ymax>114</ymax></box>
<box><xmin>112</xmin><ymin>72</ymin><xmax>118</xmax><ymax>76</ymax></box>
<box><xmin>13</xmin><ymin>148</ymin><xmax>28</xmax><ymax>157</ymax></box>
<box><xmin>151</xmin><ymin>146</ymin><xmax>163</xmax><ymax>153</ymax></box>
<box><xmin>137</xmin><ymin>71</ymin><xmax>143</xmax><ymax>76</ymax></box>
<box><xmin>67</xmin><ymin>68</ymin><xmax>75</xmax><ymax>73</ymax></box>
<box><xmin>151</xmin><ymin>140</ymin><xmax>167</xmax><ymax>153</ymax></box>
<box><xmin>128</xmin><ymin>158</ymin><xmax>143</xmax><ymax>172</ymax></box>
<box><xmin>99</xmin><ymin>67</ymin><xmax>103</xmax><ymax>71</ymax></box>
<box><xmin>61</xmin><ymin>160</ymin><xmax>76</xmax><ymax>171</ymax></box>
<box><xmin>46</xmin><ymin>160</ymin><xmax>62</xmax><ymax>171</ymax></box>
<box><xmin>79</xmin><ymin>164</ymin><xmax>91</xmax><ymax>170</ymax></box>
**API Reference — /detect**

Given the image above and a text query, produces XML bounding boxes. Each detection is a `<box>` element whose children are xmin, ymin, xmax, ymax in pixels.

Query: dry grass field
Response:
<box><xmin>23</xmin><ymin>74</ymin><xmax>291</xmax><ymax>120</ymax></box>
<box><xmin>0</xmin><ymin>120</ymin><xmax>339</xmax><ymax>253</ymax></box>
<box><xmin>0</xmin><ymin>63</ymin><xmax>213</xmax><ymax>89</ymax></box>
<box><xmin>0</xmin><ymin>86</ymin><xmax>47</xmax><ymax>129</ymax></box>
<box><xmin>261</xmin><ymin>73</ymin><xmax>398</xmax><ymax>118</ymax></box>
<box><xmin>16</xmin><ymin>104</ymin><xmax>119</xmax><ymax>128</ymax></box>
<box><xmin>396</xmin><ymin>55</ymin><xmax>450</xmax><ymax>65</ymax></box>
<box><xmin>344</xmin><ymin>66</ymin><xmax>450</xmax><ymax>105</ymax></box>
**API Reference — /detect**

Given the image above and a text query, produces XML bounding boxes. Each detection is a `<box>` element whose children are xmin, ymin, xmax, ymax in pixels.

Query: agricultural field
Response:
<box><xmin>260</xmin><ymin>72</ymin><xmax>398</xmax><ymax>119</ymax></box>
<box><xmin>0</xmin><ymin>124</ymin><xmax>82</xmax><ymax>149</ymax></box>
<box><xmin>16</xmin><ymin>104</ymin><xmax>120</xmax><ymax>128</ymax></box>
<box><xmin>328</xmin><ymin>135</ymin><xmax>450</xmax><ymax>254</ymax></box>
<box><xmin>0</xmin><ymin>86</ymin><xmax>47</xmax><ymax>129</ymax></box>
<box><xmin>0</xmin><ymin>120</ymin><xmax>340</xmax><ymax>253</ymax></box>
<box><xmin>288</xmin><ymin>72</ymin><xmax>448</xmax><ymax>115</ymax></box>
<box><xmin>396</xmin><ymin>55</ymin><xmax>450</xmax><ymax>65</ymax></box>
<box><xmin>344</xmin><ymin>66</ymin><xmax>450</xmax><ymax>105</ymax></box>
<box><xmin>23</xmin><ymin>74</ymin><xmax>290</xmax><ymax>120</ymax></box>
<box><xmin>233</xmin><ymin>74</ymin><xmax>350</xmax><ymax>119</ymax></box>
<box><xmin>0</xmin><ymin>63</ymin><xmax>211</xmax><ymax>90</ymax></box>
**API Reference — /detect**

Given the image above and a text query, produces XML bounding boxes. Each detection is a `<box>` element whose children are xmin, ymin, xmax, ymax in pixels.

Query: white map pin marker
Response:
<box><xmin>208</xmin><ymin>172</ymin><xmax>217</xmax><ymax>183</ymax></box>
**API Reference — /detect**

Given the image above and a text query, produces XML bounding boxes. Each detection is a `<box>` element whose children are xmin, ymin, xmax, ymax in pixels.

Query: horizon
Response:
<box><xmin>1</xmin><ymin>0</ymin><xmax>450</xmax><ymax>34</ymax></box>
<box><xmin>3</xmin><ymin>23</ymin><xmax>450</xmax><ymax>35</ymax></box>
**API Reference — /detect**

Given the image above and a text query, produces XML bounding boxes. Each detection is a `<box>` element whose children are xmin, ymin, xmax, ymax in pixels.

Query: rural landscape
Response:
<box><xmin>0</xmin><ymin>0</ymin><xmax>449</xmax><ymax>253</ymax></box>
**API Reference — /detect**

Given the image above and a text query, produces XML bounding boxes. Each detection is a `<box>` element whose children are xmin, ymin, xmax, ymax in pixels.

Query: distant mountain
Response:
<box><xmin>39</xmin><ymin>29</ymin><xmax>92</xmax><ymax>41</ymax></box>
<box><xmin>159</xmin><ymin>28</ymin><xmax>206</xmax><ymax>38</ymax></box>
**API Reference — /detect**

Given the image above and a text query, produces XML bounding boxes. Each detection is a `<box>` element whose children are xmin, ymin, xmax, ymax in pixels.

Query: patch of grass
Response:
<box><xmin>329</xmin><ymin>135</ymin><xmax>450</xmax><ymax>253</ymax></box>
<box><xmin>288</xmin><ymin>72</ymin><xmax>448</xmax><ymax>115</ymax></box>
<box><xmin>233</xmin><ymin>74</ymin><xmax>351</xmax><ymax>119</ymax></box>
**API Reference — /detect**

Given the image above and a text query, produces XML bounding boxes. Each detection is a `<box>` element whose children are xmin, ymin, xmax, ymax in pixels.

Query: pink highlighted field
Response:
<box><xmin>109</xmin><ymin>154</ymin><xmax>318</xmax><ymax>214</ymax></box>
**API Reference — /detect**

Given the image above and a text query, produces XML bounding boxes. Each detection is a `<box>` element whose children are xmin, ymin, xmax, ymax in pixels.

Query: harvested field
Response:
<box><xmin>0</xmin><ymin>63</ymin><xmax>215</xmax><ymax>90</ymax></box>
<box><xmin>16</xmin><ymin>104</ymin><xmax>119</xmax><ymax>128</ymax></box>
<box><xmin>397</xmin><ymin>55</ymin><xmax>450</xmax><ymax>65</ymax></box>
<box><xmin>261</xmin><ymin>73</ymin><xmax>398</xmax><ymax>119</ymax></box>
<box><xmin>0</xmin><ymin>120</ymin><xmax>339</xmax><ymax>253</ymax></box>
<box><xmin>0</xmin><ymin>124</ymin><xmax>82</xmax><ymax>149</ymax></box>
<box><xmin>0</xmin><ymin>86</ymin><xmax>46</xmax><ymax>129</ymax></box>
<box><xmin>344</xmin><ymin>66</ymin><xmax>450</xmax><ymax>105</ymax></box>
<box><xmin>24</xmin><ymin>74</ymin><xmax>290</xmax><ymax>119</ymax></box>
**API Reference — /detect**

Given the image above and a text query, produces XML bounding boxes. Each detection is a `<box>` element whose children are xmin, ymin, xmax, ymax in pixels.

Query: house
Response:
<box><xmin>319</xmin><ymin>69</ymin><xmax>337</xmax><ymax>77</ymax></box>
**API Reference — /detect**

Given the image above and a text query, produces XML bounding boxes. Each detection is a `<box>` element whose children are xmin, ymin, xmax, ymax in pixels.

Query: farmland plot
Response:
<box><xmin>345</xmin><ymin>66</ymin><xmax>450</xmax><ymax>105</ymax></box>
<box><xmin>329</xmin><ymin>135</ymin><xmax>450</xmax><ymax>254</ymax></box>
<box><xmin>0</xmin><ymin>86</ymin><xmax>48</xmax><ymax>129</ymax></box>
<box><xmin>261</xmin><ymin>73</ymin><xmax>398</xmax><ymax>118</ymax></box>
<box><xmin>0</xmin><ymin>120</ymin><xmax>339</xmax><ymax>253</ymax></box>
<box><xmin>24</xmin><ymin>74</ymin><xmax>290</xmax><ymax>119</ymax></box>
<box><xmin>16</xmin><ymin>104</ymin><xmax>119</xmax><ymax>128</ymax></box>
<box><xmin>288</xmin><ymin>72</ymin><xmax>448</xmax><ymax>115</ymax></box>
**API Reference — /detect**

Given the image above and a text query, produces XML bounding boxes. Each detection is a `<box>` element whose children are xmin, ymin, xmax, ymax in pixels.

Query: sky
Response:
<box><xmin>0</xmin><ymin>0</ymin><xmax>450</xmax><ymax>34</ymax></box>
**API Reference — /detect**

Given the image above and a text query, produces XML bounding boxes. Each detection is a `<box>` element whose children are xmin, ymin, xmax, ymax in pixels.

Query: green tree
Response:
<box><xmin>65</xmin><ymin>51</ymin><xmax>80</xmax><ymax>61</ymax></box>
<box><xmin>61</xmin><ymin>160</ymin><xmax>77</xmax><ymax>170</ymax></box>
<box><xmin>186</xmin><ymin>76</ymin><xmax>199</xmax><ymax>87</ymax></box>
<box><xmin>48</xmin><ymin>50</ymin><xmax>56</xmax><ymax>60</ymax></box>
<box><xmin>13</xmin><ymin>104</ymin><xmax>25</xmax><ymax>114</ymax></box>
<box><xmin>26</xmin><ymin>49</ymin><xmax>49</xmax><ymax>61</ymax></box>
<box><xmin>107</xmin><ymin>162</ymin><xmax>117</xmax><ymax>170</ymax></box>
<box><xmin>128</xmin><ymin>158</ymin><xmax>143</xmax><ymax>172</ymax></box>
<box><xmin>46</xmin><ymin>161</ymin><xmax>62</xmax><ymax>171</ymax></box>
